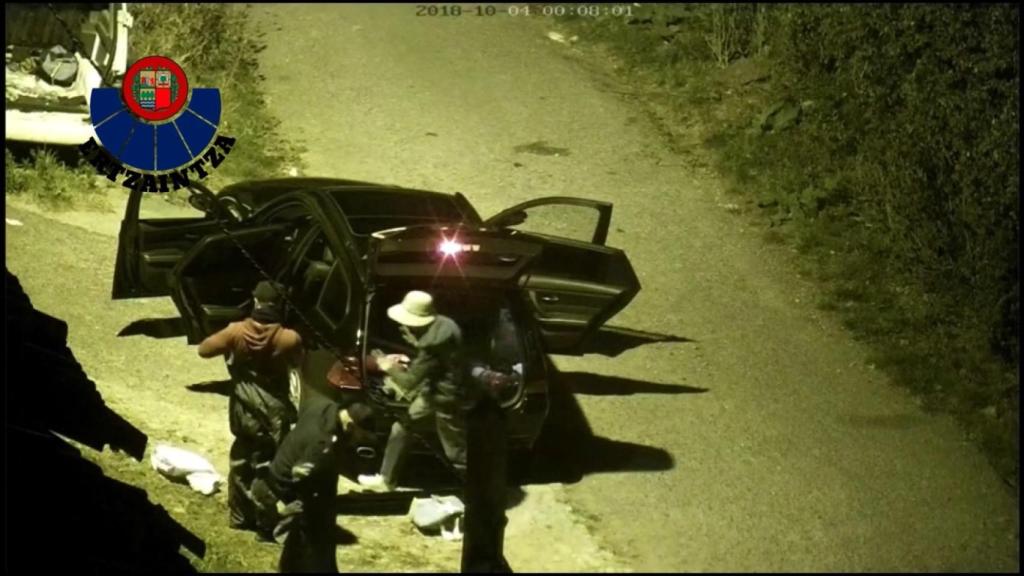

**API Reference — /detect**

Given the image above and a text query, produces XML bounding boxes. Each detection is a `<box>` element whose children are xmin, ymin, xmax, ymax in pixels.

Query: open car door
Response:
<box><xmin>485</xmin><ymin>197</ymin><xmax>640</xmax><ymax>352</ymax></box>
<box><xmin>170</xmin><ymin>224</ymin><xmax>292</xmax><ymax>343</ymax></box>
<box><xmin>112</xmin><ymin>186</ymin><xmax>223</xmax><ymax>299</ymax></box>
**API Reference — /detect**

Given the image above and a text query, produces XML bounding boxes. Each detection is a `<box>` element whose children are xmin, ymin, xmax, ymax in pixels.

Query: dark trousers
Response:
<box><xmin>251</xmin><ymin>469</ymin><xmax>338</xmax><ymax>573</ymax></box>
<box><xmin>228</xmin><ymin>435</ymin><xmax>278</xmax><ymax>529</ymax></box>
<box><xmin>278</xmin><ymin>476</ymin><xmax>338</xmax><ymax>574</ymax></box>
<box><xmin>380</xmin><ymin>394</ymin><xmax>467</xmax><ymax>486</ymax></box>
<box><xmin>461</xmin><ymin>396</ymin><xmax>512</xmax><ymax>573</ymax></box>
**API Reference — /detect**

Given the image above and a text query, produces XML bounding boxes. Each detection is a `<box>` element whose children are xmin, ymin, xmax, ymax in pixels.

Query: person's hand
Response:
<box><xmin>377</xmin><ymin>356</ymin><xmax>396</xmax><ymax>372</ymax></box>
<box><xmin>378</xmin><ymin>354</ymin><xmax>409</xmax><ymax>372</ymax></box>
<box><xmin>388</xmin><ymin>353</ymin><xmax>410</xmax><ymax>367</ymax></box>
<box><xmin>487</xmin><ymin>372</ymin><xmax>515</xmax><ymax>393</ymax></box>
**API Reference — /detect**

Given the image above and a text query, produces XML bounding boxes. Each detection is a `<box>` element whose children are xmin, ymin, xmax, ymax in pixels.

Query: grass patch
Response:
<box><xmin>82</xmin><ymin>447</ymin><xmax>280</xmax><ymax>573</ymax></box>
<box><xmin>5</xmin><ymin>147</ymin><xmax>114</xmax><ymax>211</ymax></box>
<box><xmin>558</xmin><ymin>4</ymin><xmax>1019</xmax><ymax>489</ymax></box>
<box><xmin>130</xmin><ymin>3</ymin><xmax>305</xmax><ymax>191</ymax></box>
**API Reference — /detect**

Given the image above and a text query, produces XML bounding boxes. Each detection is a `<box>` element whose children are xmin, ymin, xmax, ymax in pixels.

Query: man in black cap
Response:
<box><xmin>198</xmin><ymin>280</ymin><xmax>303</xmax><ymax>536</ymax></box>
<box><xmin>250</xmin><ymin>396</ymin><xmax>375</xmax><ymax>573</ymax></box>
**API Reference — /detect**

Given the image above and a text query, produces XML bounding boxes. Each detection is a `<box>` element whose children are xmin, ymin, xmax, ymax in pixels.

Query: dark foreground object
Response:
<box><xmin>462</xmin><ymin>396</ymin><xmax>513</xmax><ymax>573</ymax></box>
<box><xmin>6</xmin><ymin>268</ymin><xmax>204</xmax><ymax>574</ymax></box>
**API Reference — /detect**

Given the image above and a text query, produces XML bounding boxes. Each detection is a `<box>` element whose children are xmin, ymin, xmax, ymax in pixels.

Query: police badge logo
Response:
<box><xmin>79</xmin><ymin>55</ymin><xmax>237</xmax><ymax>193</ymax></box>
<box><xmin>124</xmin><ymin>57</ymin><xmax>186</xmax><ymax>117</ymax></box>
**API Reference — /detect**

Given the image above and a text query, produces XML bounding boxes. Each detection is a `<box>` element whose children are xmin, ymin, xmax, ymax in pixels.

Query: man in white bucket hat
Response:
<box><xmin>358</xmin><ymin>290</ymin><xmax>469</xmax><ymax>491</ymax></box>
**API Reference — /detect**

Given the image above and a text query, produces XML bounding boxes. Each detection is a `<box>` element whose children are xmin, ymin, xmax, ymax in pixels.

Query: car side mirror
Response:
<box><xmin>187</xmin><ymin>193</ymin><xmax>215</xmax><ymax>214</ymax></box>
<box><xmin>493</xmin><ymin>209</ymin><xmax>527</xmax><ymax>228</ymax></box>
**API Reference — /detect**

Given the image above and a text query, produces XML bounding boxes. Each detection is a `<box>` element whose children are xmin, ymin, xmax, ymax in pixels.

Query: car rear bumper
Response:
<box><xmin>5</xmin><ymin>109</ymin><xmax>95</xmax><ymax>145</ymax></box>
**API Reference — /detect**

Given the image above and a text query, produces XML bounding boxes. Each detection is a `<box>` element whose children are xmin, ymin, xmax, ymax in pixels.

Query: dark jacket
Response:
<box><xmin>266</xmin><ymin>394</ymin><xmax>339</xmax><ymax>504</ymax></box>
<box><xmin>251</xmin><ymin>393</ymin><xmax>341</xmax><ymax>574</ymax></box>
<box><xmin>386</xmin><ymin>315</ymin><xmax>468</xmax><ymax>410</ymax></box>
<box><xmin>198</xmin><ymin>319</ymin><xmax>302</xmax><ymax>442</ymax></box>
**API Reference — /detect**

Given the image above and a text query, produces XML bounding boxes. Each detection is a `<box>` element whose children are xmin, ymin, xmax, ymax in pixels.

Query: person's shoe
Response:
<box><xmin>357</xmin><ymin>473</ymin><xmax>395</xmax><ymax>492</ymax></box>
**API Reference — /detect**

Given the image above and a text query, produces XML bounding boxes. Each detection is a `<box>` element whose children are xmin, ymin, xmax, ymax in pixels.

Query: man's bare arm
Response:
<box><xmin>279</xmin><ymin>329</ymin><xmax>304</xmax><ymax>367</ymax></box>
<box><xmin>198</xmin><ymin>324</ymin><xmax>235</xmax><ymax>358</ymax></box>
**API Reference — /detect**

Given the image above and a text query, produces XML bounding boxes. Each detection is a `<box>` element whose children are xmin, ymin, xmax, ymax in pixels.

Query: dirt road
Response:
<box><xmin>249</xmin><ymin>4</ymin><xmax>1018</xmax><ymax>572</ymax></box>
<box><xmin>6</xmin><ymin>3</ymin><xmax>1017</xmax><ymax>573</ymax></box>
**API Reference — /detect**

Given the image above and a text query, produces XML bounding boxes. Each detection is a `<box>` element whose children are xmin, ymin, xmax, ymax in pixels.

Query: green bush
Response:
<box><xmin>130</xmin><ymin>3</ymin><xmax>304</xmax><ymax>188</ymax></box>
<box><xmin>772</xmin><ymin>4</ymin><xmax>1019</xmax><ymax>363</ymax></box>
<box><xmin>5</xmin><ymin>148</ymin><xmax>109</xmax><ymax>210</ymax></box>
<box><xmin>562</xmin><ymin>3</ymin><xmax>1019</xmax><ymax>486</ymax></box>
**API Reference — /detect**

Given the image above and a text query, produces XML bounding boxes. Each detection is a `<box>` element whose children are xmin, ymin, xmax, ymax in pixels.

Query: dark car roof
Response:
<box><xmin>217</xmin><ymin>177</ymin><xmax>482</xmax><ymax>233</ymax></box>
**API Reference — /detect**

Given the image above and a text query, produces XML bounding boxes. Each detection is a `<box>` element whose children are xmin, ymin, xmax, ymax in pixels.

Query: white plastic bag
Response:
<box><xmin>150</xmin><ymin>444</ymin><xmax>223</xmax><ymax>496</ymax></box>
<box><xmin>409</xmin><ymin>495</ymin><xmax>465</xmax><ymax>536</ymax></box>
<box><xmin>441</xmin><ymin>516</ymin><xmax>463</xmax><ymax>542</ymax></box>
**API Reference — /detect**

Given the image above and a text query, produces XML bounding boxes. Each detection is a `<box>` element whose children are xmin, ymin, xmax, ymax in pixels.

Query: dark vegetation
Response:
<box><xmin>129</xmin><ymin>3</ymin><xmax>305</xmax><ymax>191</ymax></box>
<box><xmin>6</xmin><ymin>6</ymin><xmax>310</xmax><ymax>572</ymax></box>
<box><xmin>560</xmin><ymin>4</ymin><xmax>1019</xmax><ymax>488</ymax></box>
<box><xmin>6</xmin><ymin>268</ymin><xmax>203</xmax><ymax>574</ymax></box>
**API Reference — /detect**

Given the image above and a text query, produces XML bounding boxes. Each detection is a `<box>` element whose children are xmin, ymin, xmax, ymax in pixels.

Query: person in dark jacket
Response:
<box><xmin>198</xmin><ymin>280</ymin><xmax>302</xmax><ymax>534</ymax></box>
<box><xmin>250</xmin><ymin>396</ymin><xmax>374</xmax><ymax>573</ymax></box>
<box><xmin>357</xmin><ymin>290</ymin><xmax>470</xmax><ymax>491</ymax></box>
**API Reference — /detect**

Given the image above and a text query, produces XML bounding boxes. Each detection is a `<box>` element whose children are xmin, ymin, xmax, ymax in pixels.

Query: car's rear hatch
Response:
<box><xmin>369</xmin><ymin>225</ymin><xmax>542</xmax><ymax>287</ymax></box>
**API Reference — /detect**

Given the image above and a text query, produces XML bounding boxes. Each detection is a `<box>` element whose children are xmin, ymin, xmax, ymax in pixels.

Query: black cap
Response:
<box><xmin>252</xmin><ymin>280</ymin><xmax>283</xmax><ymax>305</ymax></box>
<box><xmin>344</xmin><ymin>402</ymin><xmax>374</xmax><ymax>426</ymax></box>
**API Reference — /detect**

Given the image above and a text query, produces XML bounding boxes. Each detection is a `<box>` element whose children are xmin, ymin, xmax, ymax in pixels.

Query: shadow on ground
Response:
<box><xmin>519</xmin><ymin>368</ymin><xmax>691</xmax><ymax>486</ymax></box>
<box><xmin>335</xmin><ymin>525</ymin><xmax>358</xmax><ymax>545</ymax></box>
<box><xmin>561</xmin><ymin>371</ymin><xmax>708</xmax><ymax>396</ymax></box>
<box><xmin>118</xmin><ymin>317</ymin><xmax>187</xmax><ymax>339</ymax></box>
<box><xmin>334</xmin><ymin>471</ymin><xmax>529</xmax><ymax>517</ymax></box>
<box><xmin>332</xmin><ymin>364</ymin><xmax>689</xmax><ymax>513</ymax></box>
<box><xmin>575</xmin><ymin>325</ymin><xmax>695</xmax><ymax>358</ymax></box>
<box><xmin>186</xmin><ymin>379</ymin><xmax>234</xmax><ymax>396</ymax></box>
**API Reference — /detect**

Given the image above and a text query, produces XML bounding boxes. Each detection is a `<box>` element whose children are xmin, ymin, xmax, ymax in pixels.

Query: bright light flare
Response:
<box><xmin>433</xmin><ymin>232</ymin><xmax>469</xmax><ymax>285</ymax></box>
<box><xmin>439</xmin><ymin>237</ymin><xmax>463</xmax><ymax>257</ymax></box>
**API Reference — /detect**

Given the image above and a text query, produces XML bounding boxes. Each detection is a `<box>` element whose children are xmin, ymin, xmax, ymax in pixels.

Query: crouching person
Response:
<box><xmin>251</xmin><ymin>395</ymin><xmax>374</xmax><ymax>573</ymax></box>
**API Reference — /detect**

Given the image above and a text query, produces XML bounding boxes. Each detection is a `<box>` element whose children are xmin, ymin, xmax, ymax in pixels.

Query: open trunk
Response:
<box><xmin>362</xmin><ymin>283</ymin><xmax>534</xmax><ymax>413</ymax></box>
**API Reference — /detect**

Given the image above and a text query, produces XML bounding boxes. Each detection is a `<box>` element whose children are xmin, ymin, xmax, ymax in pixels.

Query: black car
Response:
<box><xmin>112</xmin><ymin>177</ymin><xmax>640</xmax><ymax>458</ymax></box>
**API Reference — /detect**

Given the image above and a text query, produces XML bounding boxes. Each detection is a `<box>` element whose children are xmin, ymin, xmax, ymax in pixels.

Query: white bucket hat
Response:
<box><xmin>387</xmin><ymin>290</ymin><xmax>437</xmax><ymax>327</ymax></box>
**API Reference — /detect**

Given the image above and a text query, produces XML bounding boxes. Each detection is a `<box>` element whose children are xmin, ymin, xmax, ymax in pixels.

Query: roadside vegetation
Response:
<box><xmin>5</xmin><ymin>147</ymin><xmax>112</xmax><ymax>210</ymax></box>
<box><xmin>557</xmin><ymin>4</ymin><xmax>1019</xmax><ymax>489</ymax></box>
<box><xmin>129</xmin><ymin>3</ymin><xmax>305</xmax><ymax>192</ymax></box>
<box><xmin>4</xmin><ymin>3</ymin><xmax>303</xmax><ymax>209</ymax></box>
<box><xmin>81</xmin><ymin>446</ymin><xmax>280</xmax><ymax>573</ymax></box>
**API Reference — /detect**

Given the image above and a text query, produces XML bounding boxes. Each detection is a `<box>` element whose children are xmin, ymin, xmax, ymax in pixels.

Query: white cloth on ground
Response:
<box><xmin>150</xmin><ymin>444</ymin><xmax>223</xmax><ymax>496</ymax></box>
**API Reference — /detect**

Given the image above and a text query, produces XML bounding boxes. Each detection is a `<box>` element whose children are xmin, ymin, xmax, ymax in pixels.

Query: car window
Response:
<box><xmin>316</xmin><ymin>260</ymin><xmax>351</xmax><ymax>331</ymax></box>
<box><xmin>292</xmin><ymin>228</ymin><xmax>333</xmax><ymax>307</ymax></box>
<box><xmin>263</xmin><ymin>202</ymin><xmax>316</xmax><ymax>263</ymax></box>
<box><xmin>506</xmin><ymin>203</ymin><xmax>602</xmax><ymax>244</ymax></box>
<box><xmin>139</xmin><ymin>190</ymin><xmax>207</xmax><ymax>220</ymax></box>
